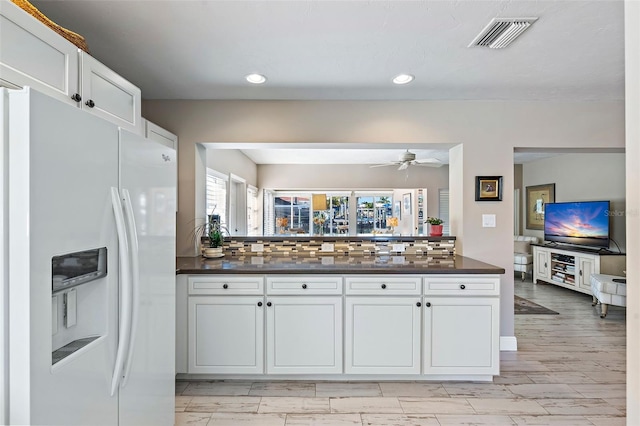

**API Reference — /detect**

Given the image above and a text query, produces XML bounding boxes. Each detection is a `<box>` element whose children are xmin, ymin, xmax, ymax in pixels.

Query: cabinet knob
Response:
<box><xmin>222</xmin><ymin>284</ymin><xmax>228</xmax><ymax>289</ymax></box>
<box><xmin>266</xmin><ymin>301</ymin><xmax>272</xmax><ymax>307</ymax></box>
<box><xmin>381</xmin><ymin>284</ymin><xmax>387</xmax><ymax>289</ymax></box>
<box><xmin>425</xmin><ymin>302</ymin><xmax>431</xmax><ymax>307</ymax></box>
<box><xmin>416</xmin><ymin>302</ymin><xmax>422</xmax><ymax>307</ymax></box>
<box><xmin>71</xmin><ymin>93</ymin><xmax>82</xmax><ymax>102</ymax></box>
<box><xmin>85</xmin><ymin>99</ymin><xmax>95</xmax><ymax>108</ymax></box>
<box><xmin>257</xmin><ymin>301</ymin><xmax>263</xmax><ymax>307</ymax></box>
<box><xmin>302</xmin><ymin>283</ymin><xmax>307</xmax><ymax>289</ymax></box>
<box><xmin>459</xmin><ymin>284</ymin><xmax>466</xmax><ymax>290</ymax></box>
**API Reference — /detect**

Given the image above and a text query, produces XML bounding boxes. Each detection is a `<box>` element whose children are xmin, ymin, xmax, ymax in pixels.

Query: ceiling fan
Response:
<box><xmin>369</xmin><ymin>150</ymin><xmax>443</xmax><ymax>170</ymax></box>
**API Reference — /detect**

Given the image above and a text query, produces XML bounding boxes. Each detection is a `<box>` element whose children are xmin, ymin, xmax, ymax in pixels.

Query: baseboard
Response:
<box><xmin>500</xmin><ymin>335</ymin><xmax>518</xmax><ymax>351</ymax></box>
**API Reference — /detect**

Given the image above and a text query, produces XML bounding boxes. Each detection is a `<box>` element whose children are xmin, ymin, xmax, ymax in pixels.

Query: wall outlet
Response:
<box><xmin>392</xmin><ymin>244</ymin><xmax>405</xmax><ymax>252</ymax></box>
<box><xmin>321</xmin><ymin>243</ymin><xmax>334</xmax><ymax>252</ymax></box>
<box><xmin>251</xmin><ymin>243</ymin><xmax>264</xmax><ymax>252</ymax></box>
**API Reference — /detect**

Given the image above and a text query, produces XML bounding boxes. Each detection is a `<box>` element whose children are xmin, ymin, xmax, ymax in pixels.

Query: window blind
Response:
<box><xmin>205</xmin><ymin>168</ymin><xmax>228</xmax><ymax>226</ymax></box>
<box><xmin>438</xmin><ymin>189</ymin><xmax>450</xmax><ymax>235</ymax></box>
<box><xmin>263</xmin><ymin>189</ymin><xmax>275</xmax><ymax>236</ymax></box>
<box><xmin>247</xmin><ymin>185</ymin><xmax>259</xmax><ymax>236</ymax></box>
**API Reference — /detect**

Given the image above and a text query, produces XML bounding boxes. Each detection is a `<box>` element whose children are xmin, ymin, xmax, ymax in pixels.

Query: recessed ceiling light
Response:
<box><xmin>246</xmin><ymin>73</ymin><xmax>267</xmax><ymax>84</ymax></box>
<box><xmin>393</xmin><ymin>74</ymin><xmax>414</xmax><ymax>85</ymax></box>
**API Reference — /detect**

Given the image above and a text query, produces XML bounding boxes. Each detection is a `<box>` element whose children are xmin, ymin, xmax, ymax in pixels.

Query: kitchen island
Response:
<box><xmin>176</xmin><ymin>237</ymin><xmax>505</xmax><ymax>382</ymax></box>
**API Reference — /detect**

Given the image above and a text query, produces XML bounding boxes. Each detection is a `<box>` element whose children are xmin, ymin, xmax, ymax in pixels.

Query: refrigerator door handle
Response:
<box><xmin>120</xmin><ymin>188</ymin><xmax>140</xmax><ymax>388</ymax></box>
<box><xmin>110</xmin><ymin>187</ymin><xmax>133</xmax><ymax>397</ymax></box>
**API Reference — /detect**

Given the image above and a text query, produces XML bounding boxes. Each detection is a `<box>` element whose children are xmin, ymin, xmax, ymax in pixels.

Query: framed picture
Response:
<box><xmin>394</xmin><ymin>200</ymin><xmax>402</xmax><ymax>219</ymax></box>
<box><xmin>403</xmin><ymin>193</ymin><xmax>412</xmax><ymax>215</ymax></box>
<box><xmin>475</xmin><ymin>176</ymin><xmax>503</xmax><ymax>201</ymax></box>
<box><xmin>526</xmin><ymin>183</ymin><xmax>556</xmax><ymax>230</ymax></box>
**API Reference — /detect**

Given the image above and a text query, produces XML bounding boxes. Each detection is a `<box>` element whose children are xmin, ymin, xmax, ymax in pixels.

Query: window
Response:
<box><xmin>274</xmin><ymin>194</ymin><xmax>310</xmax><ymax>234</ymax></box>
<box><xmin>439</xmin><ymin>189</ymin><xmax>450</xmax><ymax>235</ymax></box>
<box><xmin>205</xmin><ymin>169</ymin><xmax>227</xmax><ymax>227</ymax></box>
<box><xmin>355</xmin><ymin>193</ymin><xmax>393</xmax><ymax>234</ymax></box>
<box><xmin>247</xmin><ymin>185</ymin><xmax>259</xmax><ymax>236</ymax></box>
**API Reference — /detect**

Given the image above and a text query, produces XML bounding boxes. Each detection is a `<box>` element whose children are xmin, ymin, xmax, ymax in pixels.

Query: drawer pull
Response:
<box><xmin>257</xmin><ymin>301</ymin><xmax>263</xmax><ymax>307</ymax></box>
<box><xmin>416</xmin><ymin>302</ymin><xmax>422</xmax><ymax>307</ymax></box>
<box><xmin>381</xmin><ymin>284</ymin><xmax>387</xmax><ymax>289</ymax></box>
<box><xmin>425</xmin><ymin>302</ymin><xmax>431</xmax><ymax>307</ymax></box>
<box><xmin>85</xmin><ymin>99</ymin><xmax>95</xmax><ymax>108</ymax></box>
<box><xmin>266</xmin><ymin>301</ymin><xmax>272</xmax><ymax>307</ymax></box>
<box><xmin>71</xmin><ymin>93</ymin><xmax>82</xmax><ymax>102</ymax></box>
<box><xmin>459</xmin><ymin>284</ymin><xmax>466</xmax><ymax>290</ymax></box>
<box><xmin>302</xmin><ymin>283</ymin><xmax>307</xmax><ymax>289</ymax></box>
<box><xmin>222</xmin><ymin>284</ymin><xmax>228</xmax><ymax>289</ymax></box>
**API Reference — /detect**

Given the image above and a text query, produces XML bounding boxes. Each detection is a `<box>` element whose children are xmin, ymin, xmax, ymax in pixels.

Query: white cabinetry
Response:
<box><xmin>0</xmin><ymin>1</ymin><xmax>142</xmax><ymax>133</ymax></box>
<box><xmin>80</xmin><ymin>52</ymin><xmax>142</xmax><ymax>133</ymax></box>
<box><xmin>144</xmin><ymin>119</ymin><xmax>178</xmax><ymax>150</ymax></box>
<box><xmin>265</xmin><ymin>276</ymin><xmax>342</xmax><ymax>374</ymax></box>
<box><xmin>533</xmin><ymin>245</ymin><xmax>625</xmax><ymax>295</ymax></box>
<box><xmin>345</xmin><ymin>276</ymin><xmax>422</xmax><ymax>374</ymax></box>
<box><xmin>0</xmin><ymin>0</ymin><xmax>79</xmax><ymax>102</ymax></box>
<box><xmin>187</xmin><ymin>275</ymin><xmax>264</xmax><ymax>374</ymax></box>
<box><xmin>422</xmin><ymin>276</ymin><xmax>500</xmax><ymax>377</ymax></box>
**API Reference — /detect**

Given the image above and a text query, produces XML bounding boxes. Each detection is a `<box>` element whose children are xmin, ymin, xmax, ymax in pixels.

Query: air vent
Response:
<box><xmin>469</xmin><ymin>18</ymin><xmax>538</xmax><ymax>49</ymax></box>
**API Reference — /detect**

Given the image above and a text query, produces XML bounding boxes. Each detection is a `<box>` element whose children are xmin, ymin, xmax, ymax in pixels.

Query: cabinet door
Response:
<box><xmin>345</xmin><ymin>297</ymin><xmax>421</xmax><ymax>374</ymax></box>
<box><xmin>423</xmin><ymin>297</ymin><xmax>499</xmax><ymax>376</ymax></box>
<box><xmin>534</xmin><ymin>247</ymin><xmax>550</xmax><ymax>282</ymax></box>
<box><xmin>577</xmin><ymin>256</ymin><xmax>596</xmax><ymax>292</ymax></box>
<box><xmin>145</xmin><ymin>119</ymin><xmax>178</xmax><ymax>150</ymax></box>
<box><xmin>80</xmin><ymin>52</ymin><xmax>142</xmax><ymax>134</ymax></box>
<box><xmin>0</xmin><ymin>1</ymin><xmax>79</xmax><ymax>103</ymax></box>
<box><xmin>188</xmin><ymin>296</ymin><xmax>264</xmax><ymax>374</ymax></box>
<box><xmin>266</xmin><ymin>296</ymin><xmax>342</xmax><ymax>374</ymax></box>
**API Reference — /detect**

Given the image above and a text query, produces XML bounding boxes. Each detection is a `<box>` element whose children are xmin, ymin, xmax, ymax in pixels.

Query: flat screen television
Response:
<box><xmin>544</xmin><ymin>201</ymin><xmax>610</xmax><ymax>248</ymax></box>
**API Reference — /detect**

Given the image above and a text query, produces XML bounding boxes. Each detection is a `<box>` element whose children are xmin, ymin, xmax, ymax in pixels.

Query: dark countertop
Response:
<box><xmin>176</xmin><ymin>255</ymin><xmax>505</xmax><ymax>275</ymax></box>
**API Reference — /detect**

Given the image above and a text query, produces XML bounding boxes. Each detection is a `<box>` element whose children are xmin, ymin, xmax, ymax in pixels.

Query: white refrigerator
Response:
<box><xmin>1</xmin><ymin>87</ymin><xmax>176</xmax><ymax>425</ymax></box>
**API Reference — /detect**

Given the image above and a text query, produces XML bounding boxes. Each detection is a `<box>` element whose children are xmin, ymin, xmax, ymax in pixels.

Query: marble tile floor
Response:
<box><xmin>176</xmin><ymin>279</ymin><xmax>626</xmax><ymax>425</ymax></box>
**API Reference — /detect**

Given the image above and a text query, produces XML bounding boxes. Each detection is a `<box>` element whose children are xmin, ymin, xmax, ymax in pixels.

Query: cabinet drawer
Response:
<box><xmin>345</xmin><ymin>276</ymin><xmax>421</xmax><ymax>295</ymax></box>
<box><xmin>423</xmin><ymin>276</ymin><xmax>500</xmax><ymax>296</ymax></box>
<box><xmin>266</xmin><ymin>276</ymin><xmax>342</xmax><ymax>295</ymax></box>
<box><xmin>188</xmin><ymin>275</ymin><xmax>264</xmax><ymax>295</ymax></box>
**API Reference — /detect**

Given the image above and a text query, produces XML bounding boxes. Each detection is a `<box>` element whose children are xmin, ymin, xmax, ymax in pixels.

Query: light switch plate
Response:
<box><xmin>392</xmin><ymin>244</ymin><xmax>405</xmax><ymax>252</ymax></box>
<box><xmin>482</xmin><ymin>214</ymin><xmax>496</xmax><ymax>228</ymax></box>
<box><xmin>251</xmin><ymin>243</ymin><xmax>264</xmax><ymax>253</ymax></box>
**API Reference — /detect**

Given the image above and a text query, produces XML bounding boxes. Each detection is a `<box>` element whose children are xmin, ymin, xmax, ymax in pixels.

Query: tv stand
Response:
<box><xmin>532</xmin><ymin>244</ymin><xmax>626</xmax><ymax>295</ymax></box>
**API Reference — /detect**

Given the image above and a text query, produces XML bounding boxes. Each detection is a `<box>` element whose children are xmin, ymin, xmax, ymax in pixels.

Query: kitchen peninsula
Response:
<box><xmin>176</xmin><ymin>236</ymin><xmax>505</xmax><ymax>382</ymax></box>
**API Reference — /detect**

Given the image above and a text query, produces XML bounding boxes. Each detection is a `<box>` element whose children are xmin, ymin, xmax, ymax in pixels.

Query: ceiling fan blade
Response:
<box><xmin>398</xmin><ymin>162</ymin><xmax>409</xmax><ymax>171</ymax></box>
<box><xmin>414</xmin><ymin>162</ymin><xmax>443</xmax><ymax>168</ymax></box>
<box><xmin>369</xmin><ymin>162</ymin><xmax>400</xmax><ymax>168</ymax></box>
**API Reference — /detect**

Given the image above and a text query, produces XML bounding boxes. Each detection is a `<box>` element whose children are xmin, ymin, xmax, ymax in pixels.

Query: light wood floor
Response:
<box><xmin>176</xmin><ymin>278</ymin><xmax>626</xmax><ymax>425</ymax></box>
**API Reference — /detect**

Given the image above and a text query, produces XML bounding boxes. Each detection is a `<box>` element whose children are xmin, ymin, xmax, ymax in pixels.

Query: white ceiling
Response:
<box><xmin>29</xmin><ymin>0</ymin><xmax>625</xmax><ymax>164</ymax></box>
<box><xmin>31</xmin><ymin>0</ymin><xmax>624</xmax><ymax>102</ymax></box>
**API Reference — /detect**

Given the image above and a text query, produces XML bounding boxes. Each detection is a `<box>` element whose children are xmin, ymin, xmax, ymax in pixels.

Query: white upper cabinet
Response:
<box><xmin>145</xmin><ymin>119</ymin><xmax>178</xmax><ymax>150</ymax></box>
<box><xmin>0</xmin><ymin>0</ymin><xmax>79</xmax><ymax>102</ymax></box>
<box><xmin>80</xmin><ymin>52</ymin><xmax>142</xmax><ymax>134</ymax></box>
<box><xmin>0</xmin><ymin>0</ymin><xmax>143</xmax><ymax>134</ymax></box>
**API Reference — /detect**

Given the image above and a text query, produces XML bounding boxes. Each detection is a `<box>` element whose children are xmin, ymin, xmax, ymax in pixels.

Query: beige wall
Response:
<box><xmin>142</xmin><ymin>99</ymin><xmax>624</xmax><ymax>343</ymax></box>
<box><xmin>522</xmin><ymin>153</ymin><xmax>626</xmax><ymax>250</ymax></box>
<box><xmin>205</xmin><ymin>147</ymin><xmax>258</xmax><ymax>187</ymax></box>
<box><xmin>625</xmin><ymin>2</ymin><xmax>640</xmax><ymax>422</ymax></box>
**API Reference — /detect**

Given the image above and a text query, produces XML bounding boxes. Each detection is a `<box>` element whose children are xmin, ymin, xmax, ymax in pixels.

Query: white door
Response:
<box><xmin>577</xmin><ymin>256</ymin><xmax>596</xmax><ymax>292</ymax></box>
<box><xmin>0</xmin><ymin>2</ymin><xmax>79</xmax><ymax>104</ymax></box>
<box><xmin>8</xmin><ymin>88</ymin><xmax>119</xmax><ymax>425</ymax></box>
<box><xmin>80</xmin><ymin>52</ymin><xmax>142</xmax><ymax>134</ymax></box>
<box><xmin>345</xmin><ymin>297</ymin><xmax>421</xmax><ymax>374</ymax></box>
<box><xmin>189</xmin><ymin>296</ymin><xmax>264</xmax><ymax>374</ymax></box>
<box><xmin>266</xmin><ymin>297</ymin><xmax>342</xmax><ymax>374</ymax></box>
<box><xmin>423</xmin><ymin>297</ymin><xmax>499</xmax><ymax>376</ymax></box>
<box><xmin>534</xmin><ymin>248</ymin><xmax>550</xmax><ymax>282</ymax></box>
<box><xmin>118</xmin><ymin>130</ymin><xmax>176</xmax><ymax>426</ymax></box>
